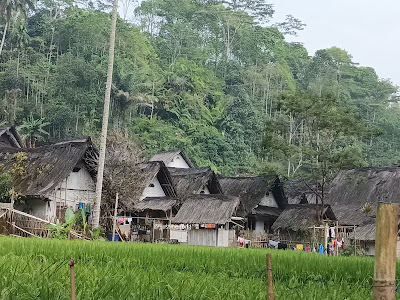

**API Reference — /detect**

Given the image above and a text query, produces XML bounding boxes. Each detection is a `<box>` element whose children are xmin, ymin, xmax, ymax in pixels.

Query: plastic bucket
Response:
<box><xmin>108</xmin><ymin>233</ymin><xmax>119</xmax><ymax>241</ymax></box>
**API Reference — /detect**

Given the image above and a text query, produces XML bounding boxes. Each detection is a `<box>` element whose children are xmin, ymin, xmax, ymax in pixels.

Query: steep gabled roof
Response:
<box><xmin>0</xmin><ymin>137</ymin><xmax>97</xmax><ymax>196</ymax></box>
<box><xmin>149</xmin><ymin>150</ymin><xmax>195</xmax><ymax>168</ymax></box>
<box><xmin>103</xmin><ymin>161</ymin><xmax>177</xmax><ymax>211</ymax></box>
<box><xmin>327</xmin><ymin>167</ymin><xmax>400</xmax><ymax>225</ymax></box>
<box><xmin>271</xmin><ymin>204</ymin><xmax>336</xmax><ymax>232</ymax></box>
<box><xmin>283</xmin><ymin>180</ymin><xmax>317</xmax><ymax>204</ymax></box>
<box><xmin>168</xmin><ymin>167</ymin><xmax>222</xmax><ymax>196</ymax></box>
<box><xmin>172</xmin><ymin>194</ymin><xmax>240</xmax><ymax>224</ymax></box>
<box><xmin>0</xmin><ymin>125</ymin><xmax>23</xmax><ymax>148</ymax></box>
<box><xmin>219</xmin><ymin>176</ymin><xmax>286</xmax><ymax>214</ymax></box>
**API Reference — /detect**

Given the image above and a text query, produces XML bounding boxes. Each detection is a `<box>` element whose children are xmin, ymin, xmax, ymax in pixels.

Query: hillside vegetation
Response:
<box><xmin>0</xmin><ymin>0</ymin><xmax>399</xmax><ymax>176</ymax></box>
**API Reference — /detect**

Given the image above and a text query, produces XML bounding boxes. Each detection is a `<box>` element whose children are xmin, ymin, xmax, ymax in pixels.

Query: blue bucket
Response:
<box><xmin>108</xmin><ymin>233</ymin><xmax>119</xmax><ymax>242</ymax></box>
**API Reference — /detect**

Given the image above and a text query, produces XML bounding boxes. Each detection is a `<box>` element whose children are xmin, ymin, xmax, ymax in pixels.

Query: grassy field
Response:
<box><xmin>0</xmin><ymin>237</ymin><xmax>395</xmax><ymax>299</ymax></box>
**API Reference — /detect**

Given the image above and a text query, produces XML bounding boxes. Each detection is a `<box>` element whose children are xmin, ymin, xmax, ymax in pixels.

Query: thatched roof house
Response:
<box><xmin>149</xmin><ymin>150</ymin><xmax>195</xmax><ymax>168</ymax></box>
<box><xmin>283</xmin><ymin>180</ymin><xmax>317</xmax><ymax>204</ymax></box>
<box><xmin>105</xmin><ymin>161</ymin><xmax>177</xmax><ymax>212</ymax></box>
<box><xmin>219</xmin><ymin>176</ymin><xmax>286</xmax><ymax>214</ymax></box>
<box><xmin>0</xmin><ymin>137</ymin><xmax>97</xmax><ymax>197</ymax></box>
<box><xmin>271</xmin><ymin>204</ymin><xmax>336</xmax><ymax>232</ymax></box>
<box><xmin>327</xmin><ymin>167</ymin><xmax>400</xmax><ymax>226</ymax></box>
<box><xmin>0</xmin><ymin>137</ymin><xmax>98</xmax><ymax>222</ymax></box>
<box><xmin>173</xmin><ymin>194</ymin><xmax>241</xmax><ymax>224</ymax></box>
<box><xmin>0</xmin><ymin>125</ymin><xmax>23</xmax><ymax>148</ymax></box>
<box><xmin>219</xmin><ymin>176</ymin><xmax>286</xmax><ymax>233</ymax></box>
<box><xmin>168</xmin><ymin>167</ymin><xmax>222</xmax><ymax>196</ymax></box>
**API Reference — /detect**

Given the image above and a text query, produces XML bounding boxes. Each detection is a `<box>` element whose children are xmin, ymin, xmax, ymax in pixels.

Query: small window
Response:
<box><xmin>175</xmin><ymin>156</ymin><xmax>180</xmax><ymax>160</ymax></box>
<box><xmin>149</xmin><ymin>183</ymin><xmax>155</xmax><ymax>187</ymax></box>
<box><xmin>72</xmin><ymin>167</ymin><xmax>81</xmax><ymax>172</ymax></box>
<box><xmin>200</xmin><ymin>190</ymin><xmax>205</xmax><ymax>194</ymax></box>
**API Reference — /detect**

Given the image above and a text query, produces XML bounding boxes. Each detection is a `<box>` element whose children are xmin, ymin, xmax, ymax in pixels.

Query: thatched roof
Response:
<box><xmin>0</xmin><ymin>137</ymin><xmax>97</xmax><ymax>197</ymax></box>
<box><xmin>271</xmin><ymin>204</ymin><xmax>336</xmax><ymax>232</ymax></box>
<box><xmin>354</xmin><ymin>218</ymin><xmax>376</xmax><ymax>241</ymax></box>
<box><xmin>327</xmin><ymin>167</ymin><xmax>400</xmax><ymax>225</ymax></box>
<box><xmin>168</xmin><ymin>167</ymin><xmax>222</xmax><ymax>196</ymax></box>
<box><xmin>283</xmin><ymin>180</ymin><xmax>317</xmax><ymax>204</ymax></box>
<box><xmin>134</xmin><ymin>197</ymin><xmax>178</xmax><ymax>212</ymax></box>
<box><xmin>0</xmin><ymin>125</ymin><xmax>23</xmax><ymax>148</ymax></box>
<box><xmin>103</xmin><ymin>161</ymin><xmax>177</xmax><ymax>211</ymax></box>
<box><xmin>172</xmin><ymin>194</ymin><xmax>240</xmax><ymax>224</ymax></box>
<box><xmin>219</xmin><ymin>176</ymin><xmax>286</xmax><ymax>214</ymax></box>
<box><xmin>252</xmin><ymin>206</ymin><xmax>282</xmax><ymax>217</ymax></box>
<box><xmin>149</xmin><ymin>150</ymin><xmax>195</xmax><ymax>168</ymax></box>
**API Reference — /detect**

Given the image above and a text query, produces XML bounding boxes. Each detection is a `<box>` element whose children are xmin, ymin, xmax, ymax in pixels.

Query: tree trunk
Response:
<box><xmin>92</xmin><ymin>0</ymin><xmax>119</xmax><ymax>229</ymax></box>
<box><xmin>0</xmin><ymin>22</ymin><xmax>9</xmax><ymax>56</ymax></box>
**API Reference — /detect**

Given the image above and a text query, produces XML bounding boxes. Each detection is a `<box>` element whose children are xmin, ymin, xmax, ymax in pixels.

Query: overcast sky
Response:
<box><xmin>269</xmin><ymin>0</ymin><xmax>400</xmax><ymax>87</ymax></box>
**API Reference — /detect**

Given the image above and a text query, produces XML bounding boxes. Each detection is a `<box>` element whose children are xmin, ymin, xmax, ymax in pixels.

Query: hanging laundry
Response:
<box><xmin>278</xmin><ymin>243</ymin><xmax>287</xmax><ymax>250</ymax></box>
<box><xmin>330</xmin><ymin>227</ymin><xmax>336</xmax><ymax>238</ymax></box>
<box><xmin>268</xmin><ymin>240</ymin><xmax>278</xmax><ymax>248</ymax></box>
<box><xmin>305</xmin><ymin>247</ymin><xmax>311</xmax><ymax>252</ymax></box>
<box><xmin>319</xmin><ymin>244</ymin><xmax>324</xmax><ymax>254</ymax></box>
<box><xmin>296</xmin><ymin>244</ymin><xmax>304</xmax><ymax>251</ymax></box>
<box><xmin>117</xmin><ymin>217</ymin><xmax>124</xmax><ymax>224</ymax></box>
<box><xmin>78</xmin><ymin>202</ymin><xmax>84</xmax><ymax>210</ymax></box>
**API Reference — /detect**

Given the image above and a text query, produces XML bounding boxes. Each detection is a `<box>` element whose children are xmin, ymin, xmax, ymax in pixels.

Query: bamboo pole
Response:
<box><xmin>266</xmin><ymin>253</ymin><xmax>275</xmax><ymax>300</ymax></box>
<box><xmin>373</xmin><ymin>203</ymin><xmax>398</xmax><ymax>300</ymax></box>
<box><xmin>111</xmin><ymin>193</ymin><xmax>119</xmax><ymax>242</ymax></box>
<box><xmin>353</xmin><ymin>225</ymin><xmax>356</xmax><ymax>256</ymax></box>
<box><xmin>69</xmin><ymin>259</ymin><xmax>76</xmax><ymax>300</ymax></box>
<box><xmin>324</xmin><ymin>222</ymin><xmax>328</xmax><ymax>255</ymax></box>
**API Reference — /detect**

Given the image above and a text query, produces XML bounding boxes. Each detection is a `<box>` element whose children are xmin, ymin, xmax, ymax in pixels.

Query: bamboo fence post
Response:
<box><xmin>353</xmin><ymin>225</ymin><xmax>356</xmax><ymax>256</ymax></box>
<box><xmin>373</xmin><ymin>203</ymin><xmax>398</xmax><ymax>300</ymax></box>
<box><xmin>69</xmin><ymin>258</ymin><xmax>76</xmax><ymax>300</ymax></box>
<box><xmin>111</xmin><ymin>193</ymin><xmax>119</xmax><ymax>242</ymax></box>
<box><xmin>266</xmin><ymin>253</ymin><xmax>275</xmax><ymax>300</ymax></box>
<box><xmin>324</xmin><ymin>222</ymin><xmax>328</xmax><ymax>255</ymax></box>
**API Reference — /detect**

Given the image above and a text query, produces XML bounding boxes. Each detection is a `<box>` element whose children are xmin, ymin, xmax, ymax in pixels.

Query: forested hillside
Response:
<box><xmin>0</xmin><ymin>0</ymin><xmax>399</xmax><ymax>176</ymax></box>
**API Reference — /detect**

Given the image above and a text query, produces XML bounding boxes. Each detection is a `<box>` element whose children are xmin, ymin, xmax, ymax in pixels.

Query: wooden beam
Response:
<box><xmin>6</xmin><ymin>221</ymin><xmax>41</xmax><ymax>238</ymax></box>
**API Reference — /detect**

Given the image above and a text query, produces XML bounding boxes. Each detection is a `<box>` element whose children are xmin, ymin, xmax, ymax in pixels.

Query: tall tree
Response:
<box><xmin>0</xmin><ymin>0</ymin><xmax>35</xmax><ymax>55</ymax></box>
<box><xmin>92</xmin><ymin>0</ymin><xmax>119</xmax><ymax>229</ymax></box>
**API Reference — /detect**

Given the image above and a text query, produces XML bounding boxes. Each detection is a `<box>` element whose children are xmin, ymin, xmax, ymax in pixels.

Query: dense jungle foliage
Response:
<box><xmin>0</xmin><ymin>0</ymin><xmax>399</xmax><ymax>177</ymax></box>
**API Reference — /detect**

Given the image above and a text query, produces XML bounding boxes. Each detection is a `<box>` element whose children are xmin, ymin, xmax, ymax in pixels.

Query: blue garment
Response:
<box><xmin>319</xmin><ymin>244</ymin><xmax>324</xmax><ymax>254</ymax></box>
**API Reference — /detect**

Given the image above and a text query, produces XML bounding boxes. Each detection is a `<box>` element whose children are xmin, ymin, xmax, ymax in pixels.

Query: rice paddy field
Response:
<box><xmin>0</xmin><ymin>237</ymin><xmax>396</xmax><ymax>299</ymax></box>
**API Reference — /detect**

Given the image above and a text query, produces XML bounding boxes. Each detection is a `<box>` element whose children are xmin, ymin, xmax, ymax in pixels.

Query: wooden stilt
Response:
<box><xmin>69</xmin><ymin>259</ymin><xmax>76</xmax><ymax>300</ymax></box>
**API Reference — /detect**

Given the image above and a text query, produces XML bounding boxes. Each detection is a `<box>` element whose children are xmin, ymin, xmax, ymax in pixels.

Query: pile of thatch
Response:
<box><xmin>168</xmin><ymin>167</ymin><xmax>222</xmax><ymax>196</ymax></box>
<box><xmin>271</xmin><ymin>204</ymin><xmax>336</xmax><ymax>232</ymax></box>
<box><xmin>173</xmin><ymin>194</ymin><xmax>240</xmax><ymax>224</ymax></box>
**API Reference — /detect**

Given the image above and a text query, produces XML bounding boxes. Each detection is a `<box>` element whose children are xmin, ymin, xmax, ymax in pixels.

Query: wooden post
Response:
<box><xmin>69</xmin><ymin>258</ymin><xmax>76</xmax><ymax>300</ymax></box>
<box><xmin>324</xmin><ymin>222</ymin><xmax>328</xmax><ymax>255</ymax></box>
<box><xmin>373</xmin><ymin>203</ymin><xmax>398</xmax><ymax>300</ymax></box>
<box><xmin>335</xmin><ymin>221</ymin><xmax>339</xmax><ymax>256</ymax></box>
<box><xmin>353</xmin><ymin>225</ymin><xmax>356</xmax><ymax>256</ymax></box>
<box><xmin>111</xmin><ymin>193</ymin><xmax>119</xmax><ymax>242</ymax></box>
<box><xmin>266</xmin><ymin>253</ymin><xmax>275</xmax><ymax>300</ymax></box>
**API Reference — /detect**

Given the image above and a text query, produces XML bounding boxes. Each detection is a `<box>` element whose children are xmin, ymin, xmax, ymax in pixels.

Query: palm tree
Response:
<box><xmin>17</xmin><ymin>113</ymin><xmax>50</xmax><ymax>148</ymax></box>
<box><xmin>92</xmin><ymin>0</ymin><xmax>119</xmax><ymax>229</ymax></box>
<box><xmin>0</xmin><ymin>0</ymin><xmax>35</xmax><ymax>55</ymax></box>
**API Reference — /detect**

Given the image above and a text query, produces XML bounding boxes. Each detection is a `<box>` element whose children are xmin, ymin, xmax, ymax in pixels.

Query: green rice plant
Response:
<box><xmin>0</xmin><ymin>237</ymin><xmax>394</xmax><ymax>299</ymax></box>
